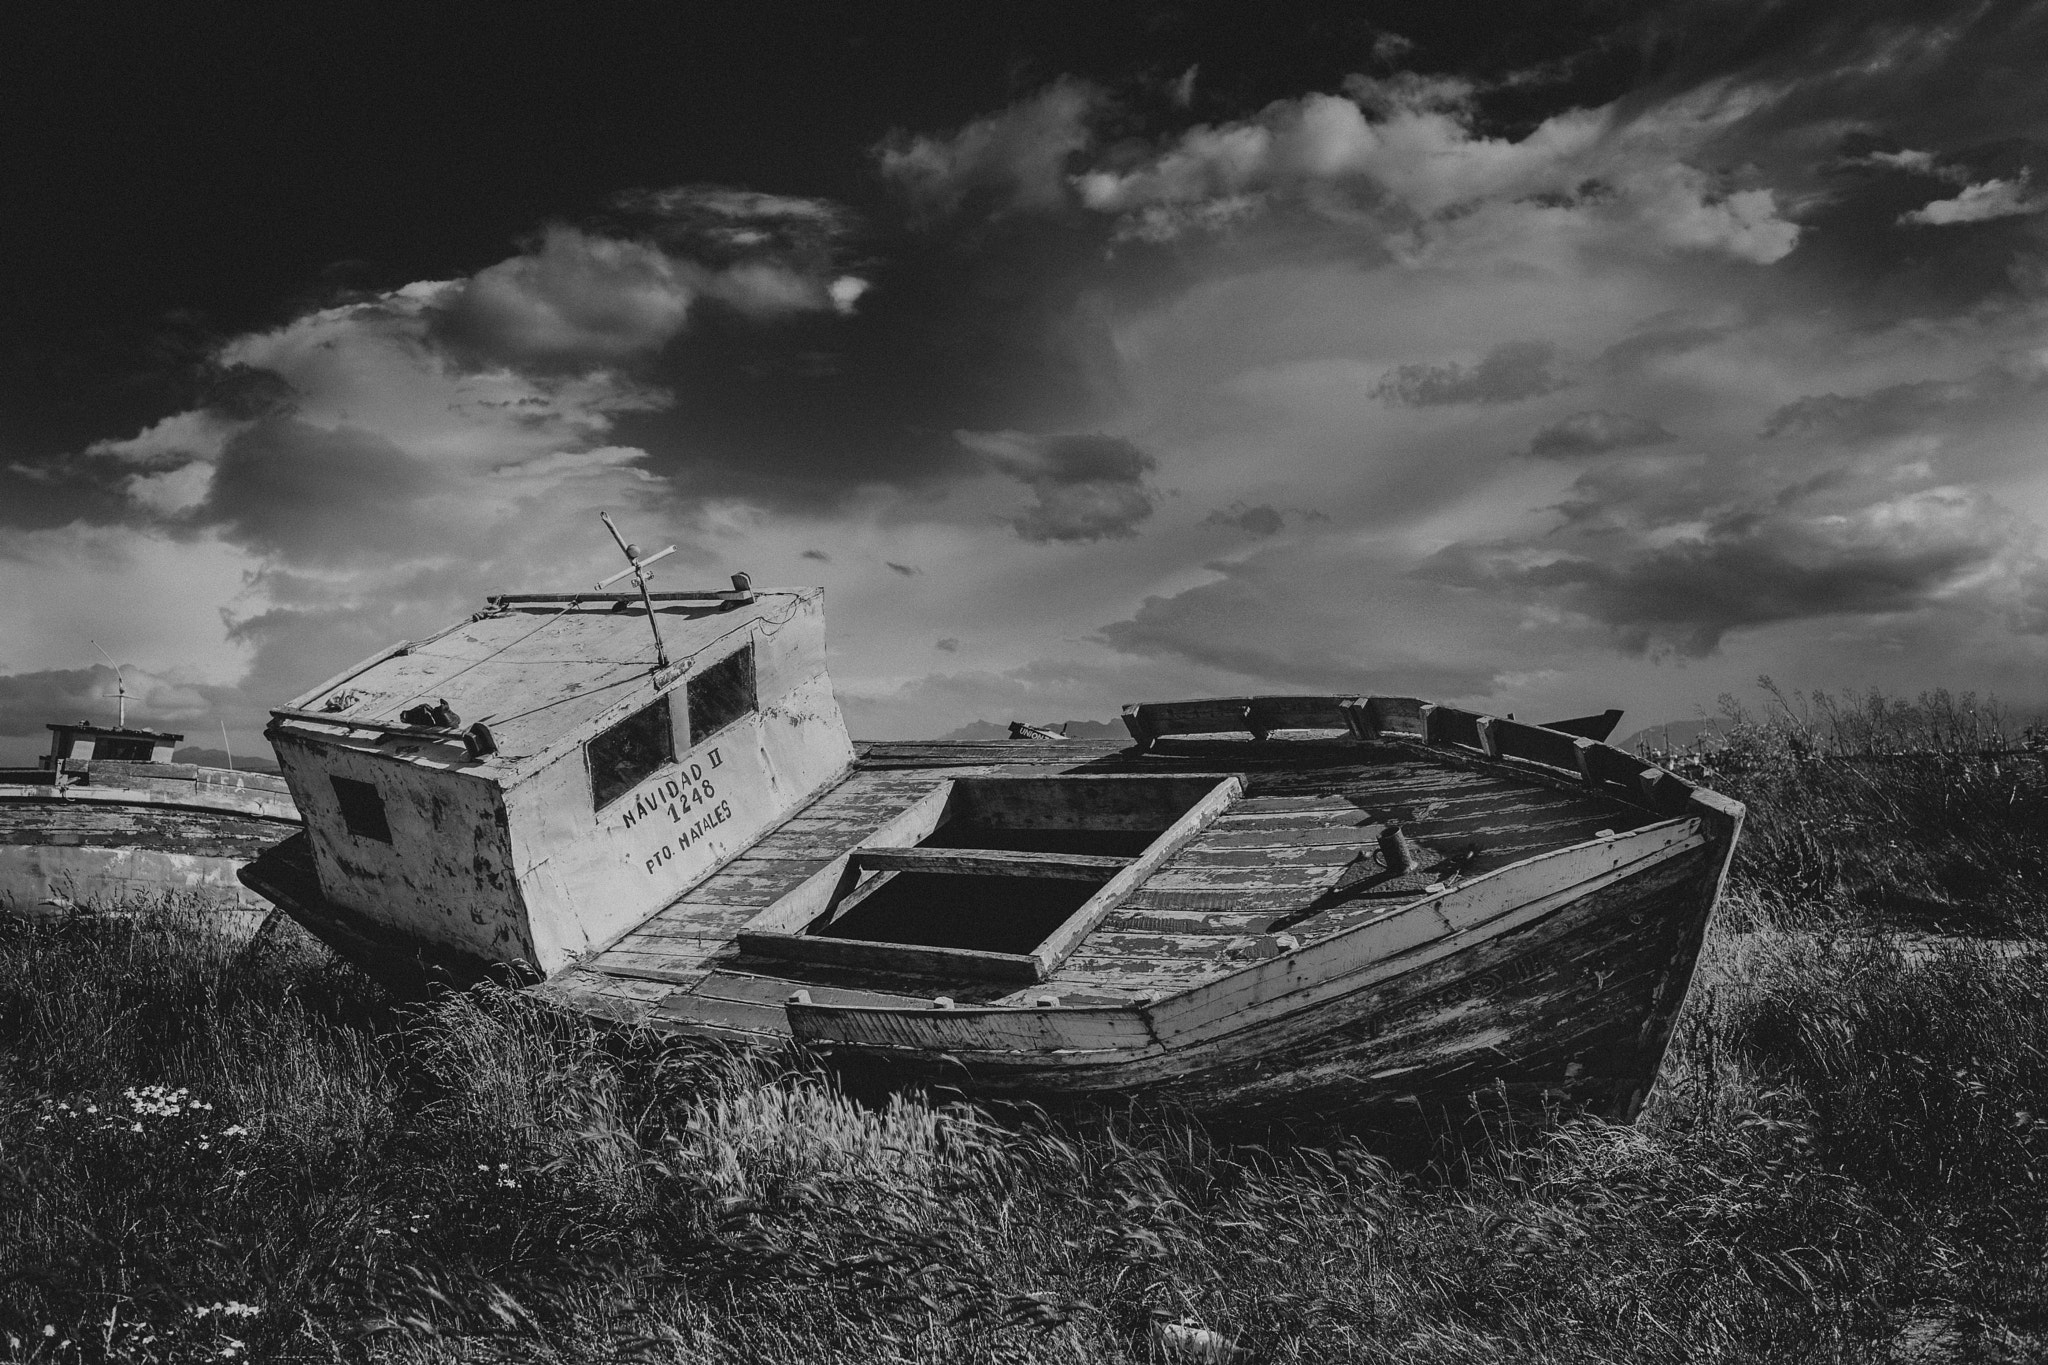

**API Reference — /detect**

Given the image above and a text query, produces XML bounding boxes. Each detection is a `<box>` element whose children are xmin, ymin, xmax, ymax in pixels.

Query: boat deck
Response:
<box><xmin>543</xmin><ymin>736</ymin><xmax>1660</xmax><ymax>1039</ymax></box>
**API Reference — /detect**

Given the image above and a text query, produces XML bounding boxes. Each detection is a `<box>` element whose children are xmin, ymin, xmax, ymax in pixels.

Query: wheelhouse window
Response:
<box><xmin>687</xmin><ymin>643</ymin><xmax>756</xmax><ymax>742</ymax></box>
<box><xmin>331</xmin><ymin>776</ymin><xmax>392</xmax><ymax>843</ymax></box>
<box><xmin>588</xmin><ymin>695</ymin><xmax>677</xmax><ymax>810</ymax></box>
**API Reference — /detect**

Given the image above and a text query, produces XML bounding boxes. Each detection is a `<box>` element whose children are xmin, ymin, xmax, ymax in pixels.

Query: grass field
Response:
<box><xmin>5</xmin><ymin>689</ymin><xmax>2047</xmax><ymax>1362</ymax></box>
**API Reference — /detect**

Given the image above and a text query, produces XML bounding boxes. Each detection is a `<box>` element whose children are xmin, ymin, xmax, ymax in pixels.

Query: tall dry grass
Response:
<box><xmin>4</xmin><ymin>688</ymin><xmax>2047</xmax><ymax>1360</ymax></box>
<box><xmin>1639</xmin><ymin>682</ymin><xmax>2048</xmax><ymax>933</ymax></box>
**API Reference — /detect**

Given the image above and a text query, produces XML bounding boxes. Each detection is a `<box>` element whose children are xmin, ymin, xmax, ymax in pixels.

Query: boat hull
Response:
<box><xmin>789</xmin><ymin>817</ymin><xmax>1730</xmax><ymax>1137</ymax></box>
<box><xmin>1</xmin><ymin>769</ymin><xmax>301</xmax><ymax>933</ymax></box>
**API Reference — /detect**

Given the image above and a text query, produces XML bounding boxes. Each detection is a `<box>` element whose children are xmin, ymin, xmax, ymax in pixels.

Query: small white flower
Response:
<box><xmin>44</xmin><ymin>1324</ymin><xmax>57</xmax><ymax>1337</ymax></box>
<box><xmin>223</xmin><ymin>1125</ymin><xmax>248</xmax><ymax>1137</ymax></box>
<box><xmin>130</xmin><ymin>1122</ymin><xmax>144</xmax><ymax>1133</ymax></box>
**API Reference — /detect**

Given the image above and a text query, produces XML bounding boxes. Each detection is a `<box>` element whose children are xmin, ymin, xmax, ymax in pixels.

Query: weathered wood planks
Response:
<box><xmin>852</xmin><ymin>847</ymin><xmax>1131</xmax><ymax>880</ymax></box>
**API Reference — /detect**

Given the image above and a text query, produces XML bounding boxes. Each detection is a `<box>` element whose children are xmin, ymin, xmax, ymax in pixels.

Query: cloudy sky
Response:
<box><xmin>6</xmin><ymin>1</ymin><xmax>2048</xmax><ymax>762</ymax></box>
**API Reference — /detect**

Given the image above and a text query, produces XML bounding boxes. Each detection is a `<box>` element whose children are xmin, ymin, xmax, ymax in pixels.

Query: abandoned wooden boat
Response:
<box><xmin>238</xmin><ymin>569</ymin><xmax>1742</xmax><ymax>1135</ymax></box>
<box><xmin>1</xmin><ymin>721</ymin><xmax>300</xmax><ymax>929</ymax></box>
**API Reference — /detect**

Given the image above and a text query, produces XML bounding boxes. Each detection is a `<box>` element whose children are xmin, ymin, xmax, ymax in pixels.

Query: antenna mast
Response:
<box><xmin>597</xmin><ymin>512</ymin><xmax>678</xmax><ymax>671</ymax></box>
<box><xmin>89</xmin><ymin>639</ymin><xmax>129</xmax><ymax>729</ymax></box>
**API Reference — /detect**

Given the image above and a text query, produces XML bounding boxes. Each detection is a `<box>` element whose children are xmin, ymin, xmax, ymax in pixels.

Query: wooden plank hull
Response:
<box><xmin>230</xmin><ymin>675</ymin><xmax>1743</xmax><ymax>1144</ymax></box>
<box><xmin>786</xmin><ymin>818</ymin><xmax>1729</xmax><ymax>1135</ymax></box>
<box><xmin>1</xmin><ymin>774</ymin><xmax>301</xmax><ymax>930</ymax></box>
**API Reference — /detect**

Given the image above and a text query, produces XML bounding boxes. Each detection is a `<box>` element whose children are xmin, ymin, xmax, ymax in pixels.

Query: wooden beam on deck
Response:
<box><xmin>851</xmin><ymin>846</ymin><xmax>1133</xmax><ymax>880</ymax></box>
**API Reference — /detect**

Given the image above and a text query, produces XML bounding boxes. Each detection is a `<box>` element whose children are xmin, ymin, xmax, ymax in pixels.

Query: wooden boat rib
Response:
<box><xmin>238</xmin><ymin>583</ymin><xmax>1740</xmax><ymax>1137</ymax></box>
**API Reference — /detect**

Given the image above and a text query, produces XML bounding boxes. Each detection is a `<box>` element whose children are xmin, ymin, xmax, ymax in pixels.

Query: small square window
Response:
<box><xmin>687</xmin><ymin>643</ymin><xmax>756</xmax><ymax>742</ymax></box>
<box><xmin>589</xmin><ymin>695</ymin><xmax>677</xmax><ymax>810</ymax></box>
<box><xmin>331</xmin><ymin>776</ymin><xmax>392</xmax><ymax>843</ymax></box>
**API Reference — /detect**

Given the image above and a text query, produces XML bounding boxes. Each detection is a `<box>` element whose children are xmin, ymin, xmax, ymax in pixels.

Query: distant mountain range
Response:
<box><xmin>933</xmin><ymin>718</ymin><xmax>1127</xmax><ymax>741</ymax></box>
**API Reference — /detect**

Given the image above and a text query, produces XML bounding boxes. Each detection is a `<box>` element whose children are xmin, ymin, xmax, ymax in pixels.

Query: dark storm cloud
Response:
<box><xmin>1421</xmin><ymin>459</ymin><xmax>2040</xmax><ymax>657</ymax></box>
<box><xmin>1630</xmin><ymin>2</ymin><xmax>2048</xmax><ymax>321</ymax></box>
<box><xmin>934</xmin><ymin>637</ymin><xmax>959</xmax><ymax>653</ymax></box>
<box><xmin>1761</xmin><ymin>355</ymin><xmax>2048</xmax><ymax>443</ymax></box>
<box><xmin>876</xmin><ymin>79</ymin><xmax>1097</xmax><ymax>220</ymax></box>
<box><xmin>886</xmin><ymin>561</ymin><xmax>920</xmax><ymax>576</ymax></box>
<box><xmin>0</xmin><ymin>667</ymin><xmax>119</xmax><ymax>737</ymax></box>
<box><xmin>965</xmin><ymin>431</ymin><xmax>1160</xmax><ymax>543</ymax></box>
<box><xmin>800</xmin><ymin>548</ymin><xmax>830</xmax><ymax>561</ymax></box>
<box><xmin>617</xmin><ymin>210</ymin><xmax>1148</xmax><ymax>509</ymax></box>
<box><xmin>1625</xmin><ymin>0</ymin><xmax>2048</xmax><ymax>151</ymax></box>
<box><xmin>1425</xmin><ymin>531</ymin><xmax>2003</xmax><ymax>658</ymax></box>
<box><xmin>1762</xmin><ymin>379</ymin><xmax>1978</xmax><ymax>442</ymax></box>
<box><xmin>1206</xmin><ymin>503</ymin><xmax>1285</xmax><ymax>535</ymax></box>
<box><xmin>1598</xmin><ymin>321</ymin><xmax>1734</xmax><ymax>371</ymax></box>
<box><xmin>199</xmin><ymin>418</ymin><xmax>443</xmax><ymax>565</ymax></box>
<box><xmin>1097</xmin><ymin>568</ymin><xmax>1499</xmax><ymax>696</ymax></box>
<box><xmin>1375</xmin><ymin>342</ymin><xmax>1571</xmax><ymax>407</ymax></box>
<box><xmin>1527</xmin><ymin>410</ymin><xmax>1675</xmax><ymax>458</ymax></box>
<box><xmin>612</xmin><ymin>185</ymin><xmax>861</xmax><ymax>266</ymax></box>
<box><xmin>0</xmin><ymin>665</ymin><xmax>258</xmax><ymax>743</ymax></box>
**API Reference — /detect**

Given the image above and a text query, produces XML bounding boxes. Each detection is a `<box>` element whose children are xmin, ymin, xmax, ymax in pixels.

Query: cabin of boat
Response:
<box><xmin>1</xmin><ymin>722</ymin><xmax>299</xmax><ymax>921</ymax></box>
<box><xmin>259</xmin><ymin>581</ymin><xmax>852</xmax><ymax>979</ymax></box>
<box><xmin>244</xmin><ymin>580</ymin><xmax>1743</xmax><ymax>1135</ymax></box>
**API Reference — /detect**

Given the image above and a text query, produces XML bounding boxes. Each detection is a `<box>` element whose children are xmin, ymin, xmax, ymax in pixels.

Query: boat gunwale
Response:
<box><xmin>783</xmin><ymin>810</ymin><xmax>1717</xmax><ymax>1056</ymax></box>
<box><xmin>0</xmin><ymin>780</ymin><xmax>302</xmax><ymax>825</ymax></box>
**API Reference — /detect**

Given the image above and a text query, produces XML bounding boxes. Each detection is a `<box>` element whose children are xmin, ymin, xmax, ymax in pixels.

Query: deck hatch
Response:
<box><xmin>738</xmin><ymin>774</ymin><xmax>1243</xmax><ymax>982</ymax></box>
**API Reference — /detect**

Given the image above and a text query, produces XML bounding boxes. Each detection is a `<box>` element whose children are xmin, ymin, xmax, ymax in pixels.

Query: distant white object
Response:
<box><xmin>1152</xmin><ymin>1319</ymin><xmax>1243</xmax><ymax>1362</ymax></box>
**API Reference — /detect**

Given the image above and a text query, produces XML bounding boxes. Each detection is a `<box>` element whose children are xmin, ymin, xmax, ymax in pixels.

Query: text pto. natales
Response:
<box><xmin>616</xmin><ymin>747</ymin><xmax>737</xmax><ymax>875</ymax></box>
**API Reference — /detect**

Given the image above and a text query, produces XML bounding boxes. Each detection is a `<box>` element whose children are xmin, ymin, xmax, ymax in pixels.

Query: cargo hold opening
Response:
<box><xmin>740</xmin><ymin>774</ymin><xmax>1241</xmax><ymax>980</ymax></box>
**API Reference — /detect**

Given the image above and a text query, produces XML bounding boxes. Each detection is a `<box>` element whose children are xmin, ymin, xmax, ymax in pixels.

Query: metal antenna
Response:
<box><xmin>220</xmin><ymin>719</ymin><xmax>235</xmax><ymax>772</ymax></box>
<box><xmin>89</xmin><ymin>639</ymin><xmax>129</xmax><ymax>728</ymax></box>
<box><xmin>597</xmin><ymin>512</ymin><xmax>677</xmax><ymax>670</ymax></box>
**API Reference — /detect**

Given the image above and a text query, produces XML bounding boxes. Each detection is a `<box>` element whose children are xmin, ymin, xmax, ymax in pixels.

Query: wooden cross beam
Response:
<box><xmin>597</xmin><ymin>512</ymin><xmax>676</xmax><ymax>670</ymax></box>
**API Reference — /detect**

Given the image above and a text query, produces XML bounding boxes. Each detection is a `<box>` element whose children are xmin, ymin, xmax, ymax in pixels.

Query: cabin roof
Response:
<box><xmin>48</xmin><ymin>721</ymin><xmax>184</xmax><ymax>742</ymax></box>
<box><xmin>269</xmin><ymin>587</ymin><xmax>816</xmax><ymax>775</ymax></box>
